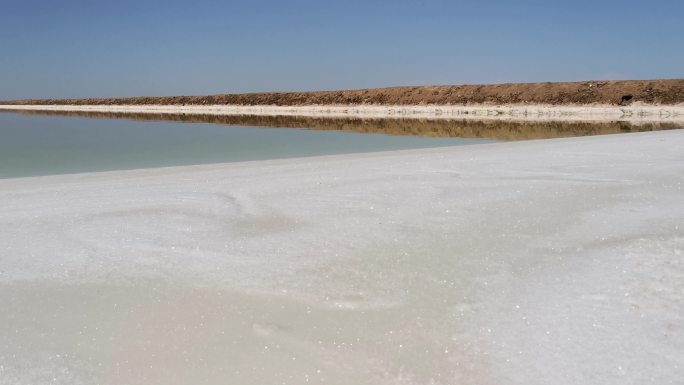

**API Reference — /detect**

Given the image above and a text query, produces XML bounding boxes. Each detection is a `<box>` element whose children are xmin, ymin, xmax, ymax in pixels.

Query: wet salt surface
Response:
<box><xmin>0</xmin><ymin>130</ymin><xmax>683</xmax><ymax>384</ymax></box>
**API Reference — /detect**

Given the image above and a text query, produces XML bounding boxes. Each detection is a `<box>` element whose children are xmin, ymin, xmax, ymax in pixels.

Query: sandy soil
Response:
<box><xmin>1</xmin><ymin>131</ymin><xmax>682</xmax><ymax>385</ymax></box>
<box><xmin>3</xmin><ymin>79</ymin><xmax>683</xmax><ymax>106</ymax></box>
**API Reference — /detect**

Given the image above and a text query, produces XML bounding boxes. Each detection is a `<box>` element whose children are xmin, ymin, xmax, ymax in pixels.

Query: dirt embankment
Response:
<box><xmin>3</xmin><ymin>80</ymin><xmax>683</xmax><ymax>107</ymax></box>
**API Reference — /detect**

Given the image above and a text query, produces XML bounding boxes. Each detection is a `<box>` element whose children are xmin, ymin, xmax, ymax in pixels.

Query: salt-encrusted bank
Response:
<box><xmin>2</xmin><ymin>103</ymin><xmax>684</xmax><ymax>123</ymax></box>
<box><xmin>0</xmin><ymin>131</ymin><xmax>682</xmax><ymax>385</ymax></box>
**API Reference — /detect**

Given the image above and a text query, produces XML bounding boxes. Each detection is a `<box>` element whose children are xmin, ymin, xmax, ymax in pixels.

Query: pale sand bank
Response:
<box><xmin>2</xmin><ymin>103</ymin><xmax>684</xmax><ymax>123</ymax></box>
<box><xmin>1</xmin><ymin>131</ymin><xmax>683</xmax><ymax>384</ymax></box>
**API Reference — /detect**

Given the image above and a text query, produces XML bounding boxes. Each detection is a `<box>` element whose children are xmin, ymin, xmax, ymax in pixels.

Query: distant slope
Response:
<box><xmin>3</xmin><ymin>80</ymin><xmax>684</xmax><ymax>106</ymax></box>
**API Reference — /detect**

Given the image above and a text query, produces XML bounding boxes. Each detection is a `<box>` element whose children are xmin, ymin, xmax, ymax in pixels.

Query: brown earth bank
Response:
<box><xmin>3</xmin><ymin>80</ymin><xmax>684</xmax><ymax>106</ymax></box>
<box><xmin>4</xmin><ymin>109</ymin><xmax>678</xmax><ymax>141</ymax></box>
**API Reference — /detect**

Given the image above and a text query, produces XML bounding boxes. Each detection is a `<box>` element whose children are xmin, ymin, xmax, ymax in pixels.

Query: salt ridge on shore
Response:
<box><xmin>0</xmin><ymin>131</ymin><xmax>682</xmax><ymax>385</ymax></box>
<box><xmin>2</xmin><ymin>103</ymin><xmax>684</xmax><ymax>123</ymax></box>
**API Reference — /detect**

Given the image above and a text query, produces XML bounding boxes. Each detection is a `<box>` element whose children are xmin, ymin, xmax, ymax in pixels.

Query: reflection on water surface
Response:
<box><xmin>4</xmin><ymin>109</ymin><xmax>680</xmax><ymax>140</ymax></box>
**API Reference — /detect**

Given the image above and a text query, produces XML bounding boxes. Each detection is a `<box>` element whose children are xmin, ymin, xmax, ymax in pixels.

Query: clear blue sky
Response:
<box><xmin>1</xmin><ymin>0</ymin><xmax>682</xmax><ymax>99</ymax></box>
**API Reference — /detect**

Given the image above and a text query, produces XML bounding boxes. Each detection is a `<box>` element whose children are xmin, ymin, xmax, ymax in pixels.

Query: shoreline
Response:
<box><xmin>2</xmin><ymin>103</ymin><xmax>684</xmax><ymax>123</ymax></box>
<box><xmin>0</xmin><ymin>130</ymin><xmax>675</xmax><ymax>183</ymax></box>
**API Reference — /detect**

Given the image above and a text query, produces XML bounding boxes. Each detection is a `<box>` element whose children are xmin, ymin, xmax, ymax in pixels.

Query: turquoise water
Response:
<box><xmin>0</xmin><ymin>113</ymin><xmax>494</xmax><ymax>178</ymax></box>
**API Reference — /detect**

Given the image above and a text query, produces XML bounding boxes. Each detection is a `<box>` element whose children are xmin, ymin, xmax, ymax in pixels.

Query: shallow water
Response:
<box><xmin>0</xmin><ymin>112</ymin><xmax>493</xmax><ymax>178</ymax></box>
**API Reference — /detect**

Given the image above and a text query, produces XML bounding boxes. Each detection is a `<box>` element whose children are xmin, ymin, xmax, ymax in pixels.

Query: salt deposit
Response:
<box><xmin>0</xmin><ymin>130</ymin><xmax>682</xmax><ymax>384</ymax></box>
<box><xmin>1</xmin><ymin>103</ymin><xmax>684</xmax><ymax>124</ymax></box>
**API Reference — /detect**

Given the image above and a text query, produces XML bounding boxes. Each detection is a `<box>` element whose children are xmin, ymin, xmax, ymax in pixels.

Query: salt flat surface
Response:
<box><xmin>2</xmin><ymin>103</ymin><xmax>684</xmax><ymax>124</ymax></box>
<box><xmin>0</xmin><ymin>131</ymin><xmax>683</xmax><ymax>384</ymax></box>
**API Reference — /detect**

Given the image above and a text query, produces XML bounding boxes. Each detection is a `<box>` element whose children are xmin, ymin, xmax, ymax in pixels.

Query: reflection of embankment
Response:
<box><xmin>3</xmin><ymin>109</ymin><xmax>680</xmax><ymax>141</ymax></box>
